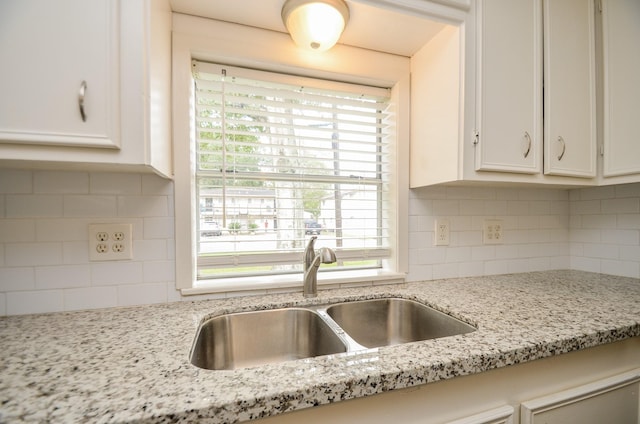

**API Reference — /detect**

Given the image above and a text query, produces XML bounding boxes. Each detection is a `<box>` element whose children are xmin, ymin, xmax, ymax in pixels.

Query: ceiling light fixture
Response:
<box><xmin>281</xmin><ymin>0</ymin><xmax>350</xmax><ymax>52</ymax></box>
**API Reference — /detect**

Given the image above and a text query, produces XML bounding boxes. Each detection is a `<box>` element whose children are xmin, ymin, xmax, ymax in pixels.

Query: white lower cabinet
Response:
<box><xmin>448</xmin><ymin>405</ymin><xmax>515</xmax><ymax>424</ymax></box>
<box><xmin>521</xmin><ymin>369</ymin><xmax>640</xmax><ymax>424</ymax></box>
<box><xmin>255</xmin><ymin>338</ymin><xmax>640</xmax><ymax>424</ymax></box>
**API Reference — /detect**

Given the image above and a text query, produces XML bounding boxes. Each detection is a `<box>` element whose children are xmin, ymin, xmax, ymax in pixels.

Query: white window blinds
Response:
<box><xmin>192</xmin><ymin>61</ymin><xmax>395</xmax><ymax>280</ymax></box>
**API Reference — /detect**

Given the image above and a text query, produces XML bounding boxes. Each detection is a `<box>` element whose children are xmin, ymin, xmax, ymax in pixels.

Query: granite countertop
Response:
<box><xmin>1</xmin><ymin>270</ymin><xmax>639</xmax><ymax>423</ymax></box>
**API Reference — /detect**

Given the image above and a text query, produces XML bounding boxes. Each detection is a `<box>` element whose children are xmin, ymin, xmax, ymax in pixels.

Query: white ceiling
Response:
<box><xmin>168</xmin><ymin>0</ymin><xmax>448</xmax><ymax>57</ymax></box>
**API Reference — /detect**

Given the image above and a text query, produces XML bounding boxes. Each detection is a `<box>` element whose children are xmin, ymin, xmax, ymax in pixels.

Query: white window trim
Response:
<box><xmin>172</xmin><ymin>13</ymin><xmax>410</xmax><ymax>294</ymax></box>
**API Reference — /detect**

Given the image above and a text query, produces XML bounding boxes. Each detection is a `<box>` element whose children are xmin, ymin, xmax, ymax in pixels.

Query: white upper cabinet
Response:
<box><xmin>410</xmin><ymin>0</ymin><xmax>600</xmax><ymax>188</ymax></box>
<box><xmin>475</xmin><ymin>0</ymin><xmax>542</xmax><ymax>175</ymax></box>
<box><xmin>600</xmin><ymin>0</ymin><xmax>640</xmax><ymax>180</ymax></box>
<box><xmin>0</xmin><ymin>0</ymin><xmax>119</xmax><ymax>148</ymax></box>
<box><xmin>543</xmin><ymin>0</ymin><xmax>597</xmax><ymax>178</ymax></box>
<box><xmin>475</xmin><ymin>0</ymin><xmax>596</xmax><ymax>179</ymax></box>
<box><xmin>0</xmin><ymin>0</ymin><xmax>172</xmax><ymax>178</ymax></box>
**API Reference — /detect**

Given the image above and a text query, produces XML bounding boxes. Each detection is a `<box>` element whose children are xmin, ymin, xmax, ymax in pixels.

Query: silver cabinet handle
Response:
<box><xmin>557</xmin><ymin>136</ymin><xmax>566</xmax><ymax>161</ymax></box>
<box><xmin>523</xmin><ymin>131</ymin><xmax>532</xmax><ymax>158</ymax></box>
<box><xmin>78</xmin><ymin>80</ymin><xmax>87</xmax><ymax>122</ymax></box>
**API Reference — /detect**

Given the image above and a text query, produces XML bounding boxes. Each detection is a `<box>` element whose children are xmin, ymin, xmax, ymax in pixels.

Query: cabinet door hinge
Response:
<box><xmin>473</xmin><ymin>130</ymin><xmax>479</xmax><ymax>146</ymax></box>
<box><xmin>599</xmin><ymin>144</ymin><xmax>605</xmax><ymax>156</ymax></box>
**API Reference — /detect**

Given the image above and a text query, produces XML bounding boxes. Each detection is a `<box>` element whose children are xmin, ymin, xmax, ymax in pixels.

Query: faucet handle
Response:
<box><xmin>318</xmin><ymin>247</ymin><xmax>337</xmax><ymax>264</ymax></box>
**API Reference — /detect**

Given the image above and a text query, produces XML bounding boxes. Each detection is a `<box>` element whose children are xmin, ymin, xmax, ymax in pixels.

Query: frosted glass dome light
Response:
<box><xmin>282</xmin><ymin>0</ymin><xmax>350</xmax><ymax>52</ymax></box>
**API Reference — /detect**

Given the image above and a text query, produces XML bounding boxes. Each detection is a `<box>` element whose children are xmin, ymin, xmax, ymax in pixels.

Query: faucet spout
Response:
<box><xmin>303</xmin><ymin>237</ymin><xmax>336</xmax><ymax>298</ymax></box>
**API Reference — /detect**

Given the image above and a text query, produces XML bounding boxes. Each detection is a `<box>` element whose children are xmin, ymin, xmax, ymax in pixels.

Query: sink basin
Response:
<box><xmin>326</xmin><ymin>298</ymin><xmax>476</xmax><ymax>348</ymax></box>
<box><xmin>191</xmin><ymin>308</ymin><xmax>348</xmax><ymax>370</ymax></box>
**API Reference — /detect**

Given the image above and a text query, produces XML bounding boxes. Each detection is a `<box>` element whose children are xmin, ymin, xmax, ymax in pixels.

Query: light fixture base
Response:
<box><xmin>281</xmin><ymin>0</ymin><xmax>350</xmax><ymax>52</ymax></box>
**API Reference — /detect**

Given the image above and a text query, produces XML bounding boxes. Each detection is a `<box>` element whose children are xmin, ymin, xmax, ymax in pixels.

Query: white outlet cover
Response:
<box><xmin>483</xmin><ymin>219</ymin><xmax>503</xmax><ymax>245</ymax></box>
<box><xmin>434</xmin><ymin>219</ymin><xmax>450</xmax><ymax>246</ymax></box>
<box><xmin>89</xmin><ymin>223</ymin><xmax>133</xmax><ymax>261</ymax></box>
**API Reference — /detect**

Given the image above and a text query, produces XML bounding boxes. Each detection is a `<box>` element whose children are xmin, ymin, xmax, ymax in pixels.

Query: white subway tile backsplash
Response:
<box><xmin>571</xmin><ymin>256</ymin><xmax>601</xmax><ymax>273</ymax></box>
<box><xmin>582</xmin><ymin>243</ymin><xmax>619</xmax><ymax>260</ymax></box>
<box><xmin>118</xmin><ymin>195</ymin><xmax>169</xmax><ymax>217</ymax></box>
<box><xmin>458</xmin><ymin>261</ymin><xmax>485</xmax><ymax>277</ymax></box>
<box><xmin>64</xmin><ymin>286</ymin><xmax>118</xmax><ymax>311</ymax></box>
<box><xmin>63</xmin><ymin>241</ymin><xmax>90</xmax><ymax>264</ymax></box>
<box><xmin>615</xmin><ymin>183</ymin><xmax>640</xmax><ymax>198</ymax></box>
<box><xmin>117</xmin><ymin>282</ymin><xmax>167</xmax><ymax>307</ymax></box>
<box><xmin>6</xmin><ymin>195</ymin><xmax>63</xmax><ymax>218</ymax></box>
<box><xmin>0</xmin><ymin>169</ymin><xmax>32</xmax><ymax>193</ymax></box>
<box><xmin>484</xmin><ymin>260</ymin><xmax>509</xmax><ymax>275</ymax></box>
<box><xmin>581</xmin><ymin>214</ymin><xmax>617</xmax><ymax>229</ymax></box>
<box><xmin>144</xmin><ymin>217</ymin><xmax>175</xmax><ymax>239</ymax></box>
<box><xmin>507</xmin><ymin>200</ymin><xmax>530</xmax><ymax>216</ymax></box>
<box><xmin>34</xmin><ymin>171</ymin><xmax>88</xmax><ymax>194</ymax></box>
<box><xmin>133</xmin><ymin>239</ymin><xmax>168</xmax><ymax>261</ymax></box>
<box><xmin>471</xmin><ymin>246</ymin><xmax>495</xmax><ymax>261</ymax></box>
<box><xmin>601</xmin><ymin>229</ymin><xmax>640</xmax><ymax>245</ymax></box>
<box><xmin>143</xmin><ymin>260</ymin><xmax>175</xmax><ymax>283</ymax></box>
<box><xmin>5</xmin><ymin>242</ymin><xmax>62</xmax><ymax>267</ymax></box>
<box><xmin>617</xmin><ymin>214</ymin><xmax>640</xmax><ymax>229</ymax></box>
<box><xmin>0</xmin><ymin>170</ymin><xmax>638</xmax><ymax>316</ymax></box>
<box><xmin>35</xmin><ymin>265</ymin><xmax>90</xmax><ymax>290</ymax></box>
<box><xmin>7</xmin><ymin>289</ymin><xmax>64</xmax><ymax>315</ymax></box>
<box><xmin>0</xmin><ymin>267</ymin><xmax>35</xmax><ymax>291</ymax></box>
<box><xmin>577</xmin><ymin>185</ymin><xmax>616</xmax><ymax>201</ymax></box>
<box><xmin>64</xmin><ymin>195</ymin><xmax>117</xmax><ymax>217</ymax></box>
<box><xmin>483</xmin><ymin>200</ymin><xmax>508</xmax><ymax>216</ymax></box>
<box><xmin>601</xmin><ymin>198</ymin><xmax>640</xmax><ymax>214</ymax></box>
<box><xmin>36</xmin><ymin>219</ymin><xmax>87</xmax><ymax>242</ymax></box>
<box><xmin>601</xmin><ymin>260</ymin><xmax>640</xmax><ymax>279</ymax></box>
<box><xmin>432</xmin><ymin>262</ymin><xmax>459</xmax><ymax>280</ymax></box>
<box><xmin>620</xmin><ymin>245</ymin><xmax>640</xmax><ymax>261</ymax></box>
<box><xmin>444</xmin><ymin>246</ymin><xmax>472</xmax><ymax>263</ymax></box>
<box><xmin>432</xmin><ymin>199</ymin><xmax>459</xmax><ymax>215</ymax></box>
<box><xmin>90</xmin><ymin>173</ymin><xmax>142</xmax><ymax>195</ymax></box>
<box><xmin>0</xmin><ymin>219</ymin><xmax>36</xmax><ymax>242</ymax></box>
<box><xmin>142</xmin><ymin>174</ymin><xmax>174</xmax><ymax>195</ymax></box>
<box><xmin>90</xmin><ymin>262</ymin><xmax>144</xmax><ymax>286</ymax></box>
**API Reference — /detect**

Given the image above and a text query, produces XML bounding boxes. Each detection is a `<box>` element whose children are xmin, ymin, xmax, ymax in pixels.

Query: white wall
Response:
<box><xmin>569</xmin><ymin>183</ymin><xmax>640</xmax><ymax>278</ymax></box>
<box><xmin>0</xmin><ymin>170</ymin><xmax>176</xmax><ymax>316</ymax></box>
<box><xmin>0</xmin><ymin>169</ymin><xmax>639</xmax><ymax>316</ymax></box>
<box><xmin>406</xmin><ymin>185</ymin><xmax>570</xmax><ymax>282</ymax></box>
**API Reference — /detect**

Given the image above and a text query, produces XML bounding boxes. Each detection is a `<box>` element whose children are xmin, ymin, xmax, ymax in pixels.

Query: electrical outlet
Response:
<box><xmin>89</xmin><ymin>224</ymin><xmax>133</xmax><ymax>261</ymax></box>
<box><xmin>483</xmin><ymin>219</ymin><xmax>503</xmax><ymax>245</ymax></box>
<box><xmin>434</xmin><ymin>219</ymin><xmax>450</xmax><ymax>246</ymax></box>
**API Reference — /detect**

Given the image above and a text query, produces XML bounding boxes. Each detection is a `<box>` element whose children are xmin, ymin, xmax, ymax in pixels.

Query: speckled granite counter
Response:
<box><xmin>1</xmin><ymin>270</ymin><xmax>639</xmax><ymax>423</ymax></box>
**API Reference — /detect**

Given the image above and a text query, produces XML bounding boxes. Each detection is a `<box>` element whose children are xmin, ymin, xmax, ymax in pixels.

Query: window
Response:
<box><xmin>172</xmin><ymin>17</ymin><xmax>410</xmax><ymax>294</ymax></box>
<box><xmin>192</xmin><ymin>61</ymin><xmax>395</xmax><ymax>282</ymax></box>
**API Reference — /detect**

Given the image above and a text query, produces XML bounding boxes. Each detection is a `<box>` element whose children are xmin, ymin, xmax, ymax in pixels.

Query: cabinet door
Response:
<box><xmin>601</xmin><ymin>0</ymin><xmax>640</xmax><ymax>177</ymax></box>
<box><xmin>0</xmin><ymin>0</ymin><xmax>119</xmax><ymax>148</ymax></box>
<box><xmin>521</xmin><ymin>369</ymin><xmax>640</xmax><ymax>424</ymax></box>
<box><xmin>543</xmin><ymin>0</ymin><xmax>596</xmax><ymax>178</ymax></box>
<box><xmin>475</xmin><ymin>0</ymin><xmax>542</xmax><ymax>174</ymax></box>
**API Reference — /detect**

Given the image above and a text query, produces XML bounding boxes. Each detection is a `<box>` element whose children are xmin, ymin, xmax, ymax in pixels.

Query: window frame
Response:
<box><xmin>173</xmin><ymin>14</ymin><xmax>410</xmax><ymax>294</ymax></box>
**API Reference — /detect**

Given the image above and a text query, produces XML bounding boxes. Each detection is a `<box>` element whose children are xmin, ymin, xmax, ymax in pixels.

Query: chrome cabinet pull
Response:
<box><xmin>557</xmin><ymin>136</ymin><xmax>566</xmax><ymax>161</ymax></box>
<box><xmin>523</xmin><ymin>131</ymin><xmax>532</xmax><ymax>158</ymax></box>
<box><xmin>78</xmin><ymin>80</ymin><xmax>87</xmax><ymax>122</ymax></box>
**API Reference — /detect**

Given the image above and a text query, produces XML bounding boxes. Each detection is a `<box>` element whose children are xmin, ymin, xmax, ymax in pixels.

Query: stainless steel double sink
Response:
<box><xmin>190</xmin><ymin>297</ymin><xmax>476</xmax><ymax>370</ymax></box>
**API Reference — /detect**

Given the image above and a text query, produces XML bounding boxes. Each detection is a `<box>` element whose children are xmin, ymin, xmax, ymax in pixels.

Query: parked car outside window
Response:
<box><xmin>200</xmin><ymin>221</ymin><xmax>222</xmax><ymax>237</ymax></box>
<box><xmin>304</xmin><ymin>220</ymin><xmax>322</xmax><ymax>235</ymax></box>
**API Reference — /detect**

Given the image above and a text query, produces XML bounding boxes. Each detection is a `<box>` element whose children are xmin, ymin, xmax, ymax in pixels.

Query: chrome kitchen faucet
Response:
<box><xmin>303</xmin><ymin>236</ymin><xmax>336</xmax><ymax>298</ymax></box>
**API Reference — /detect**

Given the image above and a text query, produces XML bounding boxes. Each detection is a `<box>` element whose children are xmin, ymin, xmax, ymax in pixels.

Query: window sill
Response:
<box><xmin>180</xmin><ymin>269</ymin><xmax>406</xmax><ymax>297</ymax></box>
